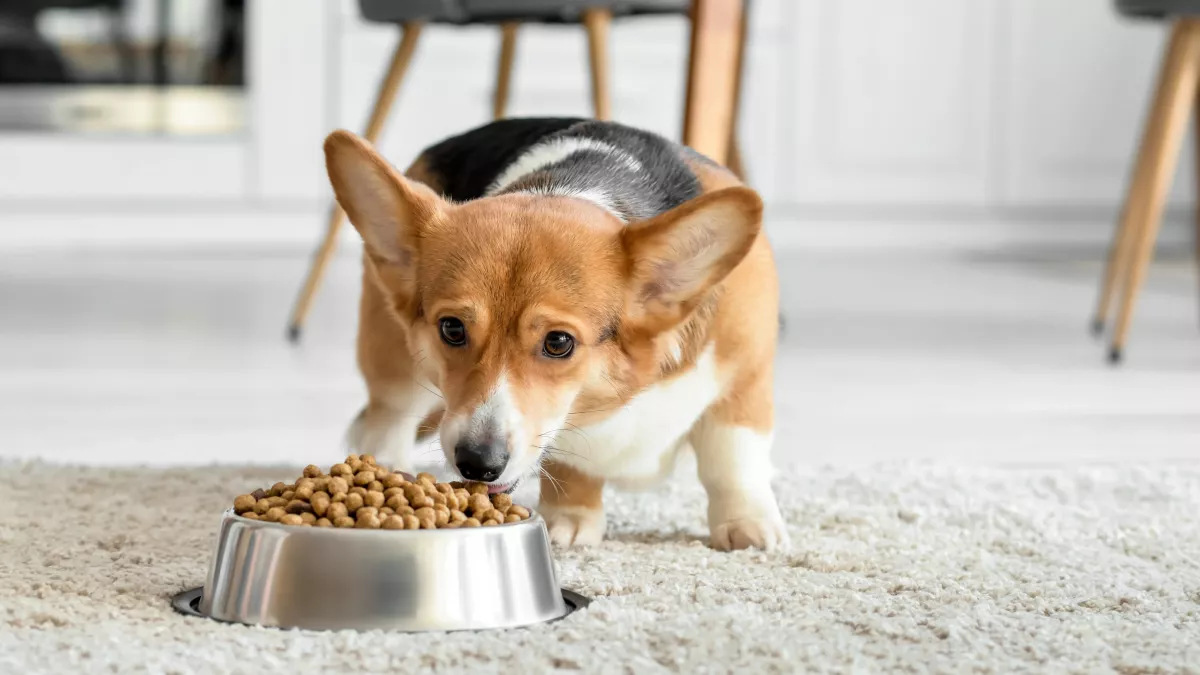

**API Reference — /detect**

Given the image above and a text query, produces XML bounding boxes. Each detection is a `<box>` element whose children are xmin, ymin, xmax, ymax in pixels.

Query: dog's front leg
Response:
<box><xmin>690</xmin><ymin>379</ymin><xmax>789</xmax><ymax>551</ymax></box>
<box><xmin>346</xmin><ymin>391</ymin><xmax>442</xmax><ymax>472</ymax></box>
<box><xmin>539</xmin><ymin>460</ymin><xmax>606</xmax><ymax>546</ymax></box>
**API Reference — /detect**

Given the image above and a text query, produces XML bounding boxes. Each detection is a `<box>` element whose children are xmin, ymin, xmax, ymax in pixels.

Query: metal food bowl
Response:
<box><xmin>172</xmin><ymin>509</ymin><xmax>588</xmax><ymax>632</ymax></box>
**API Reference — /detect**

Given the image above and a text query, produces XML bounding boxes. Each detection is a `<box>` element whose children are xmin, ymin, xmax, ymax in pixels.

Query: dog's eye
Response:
<box><xmin>542</xmin><ymin>331</ymin><xmax>575</xmax><ymax>359</ymax></box>
<box><xmin>439</xmin><ymin>317</ymin><xmax>467</xmax><ymax>347</ymax></box>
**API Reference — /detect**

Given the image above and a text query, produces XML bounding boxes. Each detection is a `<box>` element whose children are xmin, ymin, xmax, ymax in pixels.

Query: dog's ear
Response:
<box><xmin>324</xmin><ymin>130</ymin><xmax>445</xmax><ymax>271</ymax></box>
<box><xmin>621</xmin><ymin>186</ymin><xmax>762</xmax><ymax>328</ymax></box>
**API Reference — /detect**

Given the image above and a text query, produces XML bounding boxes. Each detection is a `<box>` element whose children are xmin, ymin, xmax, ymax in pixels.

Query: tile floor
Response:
<box><xmin>2</xmin><ymin>240</ymin><xmax>1198</xmax><ymax>468</ymax></box>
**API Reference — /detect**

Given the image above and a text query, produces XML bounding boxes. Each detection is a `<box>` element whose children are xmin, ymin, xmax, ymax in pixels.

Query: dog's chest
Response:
<box><xmin>556</xmin><ymin>350</ymin><xmax>722</xmax><ymax>485</ymax></box>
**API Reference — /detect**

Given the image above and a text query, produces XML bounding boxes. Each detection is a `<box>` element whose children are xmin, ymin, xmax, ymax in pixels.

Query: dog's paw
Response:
<box><xmin>542</xmin><ymin>505</ymin><xmax>606</xmax><ymax>547</ymax></box>
<box><xmin>708</xmin><ymin>500</ymin><xmax>789</xmax><ymax>552</ymax></box>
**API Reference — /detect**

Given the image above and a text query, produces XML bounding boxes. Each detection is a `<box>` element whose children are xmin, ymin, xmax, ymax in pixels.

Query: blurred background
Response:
<box><xmin>1</xmin><ymin>0</ymin><xmax>1197</xmax><ymax>469</ymax></box>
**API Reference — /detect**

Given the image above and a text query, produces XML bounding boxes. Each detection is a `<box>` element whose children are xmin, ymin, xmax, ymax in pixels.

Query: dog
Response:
<box><xmin>325</xmin><ymin>118</ymin><xmax>787</xmax><ymax>551</ymax></box>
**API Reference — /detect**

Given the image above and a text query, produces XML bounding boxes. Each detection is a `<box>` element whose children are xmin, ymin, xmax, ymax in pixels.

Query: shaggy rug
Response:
<box><xmin>1</xmin><ymin>461</ymin><xmax>1199</xmax><ymax>674</ymax></box>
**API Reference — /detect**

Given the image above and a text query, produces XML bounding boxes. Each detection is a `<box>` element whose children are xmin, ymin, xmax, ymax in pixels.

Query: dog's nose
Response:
<box><xmin>454</xmin><ymin>438</ymin><xmax>508</xmax><ymax>482</ymax></box>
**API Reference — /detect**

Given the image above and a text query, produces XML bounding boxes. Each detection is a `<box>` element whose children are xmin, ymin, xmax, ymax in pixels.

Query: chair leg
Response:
<box><xmin>582</xmin><ymin>8</ymin><xmax>612</xmax><ymax>120</ymax></box>
<box><xmin>725</xmin><ymin>2</ymin><xmax>750</xmax><ymax>181</ymax></box>
<box><xmin>1195</xmin><ymin>82</ymin><xmax>1200</xmax><ymax>330</ymax></box>
<box><xmin>1093</xmin><ymin>100</ymin><xmax>1162</xmax><ymax>337</ymax></box>
<box><xmin>493</xmin><ymin>22</ymin><xmax>519</xmax><ymax>120</ymax></box>
<box><xmin>726</xmin><ymin>135</ymin><xmax>745</xmax><ymax>180</ymax></box>
<box><xmin>682</xmin><ymin>0</ymin><xmax>746</xmax><ymax>166</ymax></box>
<box><xmin>286</xmin><ymin>22</ymin><xmax>424</xmax><ymax>343</ymax></box>
<box><xmin>1109</xmin><ymin>19</ymin><xmax>1200</xmax><ymax>363</ymax></box>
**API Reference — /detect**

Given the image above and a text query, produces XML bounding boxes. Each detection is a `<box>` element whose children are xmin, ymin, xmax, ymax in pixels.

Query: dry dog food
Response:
<box><xmin>232</xmin><ymin>454</ymin><xmax>531</xmax><ymax>529</ymax></box>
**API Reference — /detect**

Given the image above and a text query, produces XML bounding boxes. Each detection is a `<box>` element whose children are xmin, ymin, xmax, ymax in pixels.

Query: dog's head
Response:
<box><xmin>325</xmin><ymin>130</ymin><xmax>762</xmax><ymax>491</ymax></box>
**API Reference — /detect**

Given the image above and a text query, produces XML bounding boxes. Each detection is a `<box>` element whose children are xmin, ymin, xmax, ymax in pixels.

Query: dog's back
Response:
<box><xmin>407</xmin><ymin>118</ymin><xmax>717</xmax><ymax>222</ymax></box>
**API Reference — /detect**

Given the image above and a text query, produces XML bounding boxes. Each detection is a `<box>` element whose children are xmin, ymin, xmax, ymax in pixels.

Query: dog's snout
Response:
<box><xmin>454</xmin><ymin>438</ymin><xmax>509</xmax><ymax>482</ymax></box>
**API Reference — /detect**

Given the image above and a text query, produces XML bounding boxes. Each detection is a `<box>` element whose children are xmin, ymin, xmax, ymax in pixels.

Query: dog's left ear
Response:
<box><xmin>323</xmin><ymin>129</ymin><xmax>445</xmax><ymax>269</ymax></box>
<box><xmin>621</xmin><ymin>186</ymin><xmax>762</xmax><ymax>327</ymax></box>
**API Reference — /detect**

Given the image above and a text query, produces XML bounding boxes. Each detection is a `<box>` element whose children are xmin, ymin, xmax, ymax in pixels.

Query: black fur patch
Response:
<box><xmin>413</xmin><ymin>118</ymin><xmax>705</xmax><ymax>221</ymax></box>
<box><xmin>416</xmin><ymin>117</ymin><xmax>584</xmax><ymax>202</ymax></box>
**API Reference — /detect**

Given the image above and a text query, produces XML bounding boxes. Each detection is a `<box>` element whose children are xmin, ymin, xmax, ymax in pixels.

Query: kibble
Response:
<box><xmin>233</xmin><ymin>494</ymin><xmax>257</xmax><ymax>514</ymax></box>
<box><xmin>230</xmin><ymin>456</ymin><xmax>533</xmax><ymax>529</ymax></box>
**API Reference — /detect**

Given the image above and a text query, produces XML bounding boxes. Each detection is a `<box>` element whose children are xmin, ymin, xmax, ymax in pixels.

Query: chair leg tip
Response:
<box><xmin>1107</xmin><ymin>346</ymin><xmax>1123</xmax><ymax>365</ymax></box>
<box><xmin>287</xmin><ymin>324</ymin><xmax>302</xmax><ymax>344</ymax></box>
<box><xmin>1090</xmin><ymin>318</ymin><xmax>1105</xmax><ymax>337</ymax></box>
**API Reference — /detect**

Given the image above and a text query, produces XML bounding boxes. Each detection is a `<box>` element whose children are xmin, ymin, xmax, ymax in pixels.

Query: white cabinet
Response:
<box><xmin>997</xmin><ymin>0</ymin><xmax>1192</xmax><ymax>209</ymax></box>
<box><xmin>783</xmin><ymin>0</ymin><xmax>998</xmax><ymax>206</ymax></box>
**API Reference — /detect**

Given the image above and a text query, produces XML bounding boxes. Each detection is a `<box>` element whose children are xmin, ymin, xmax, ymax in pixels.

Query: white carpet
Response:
<box><xmin>2</xmin><ymin>461</ymin><xmax>1200</xmax><ymax>674</ymax></box>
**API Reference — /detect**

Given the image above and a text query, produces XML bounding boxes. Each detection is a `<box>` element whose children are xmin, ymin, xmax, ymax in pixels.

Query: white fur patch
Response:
<box><xmin>487</xmin><ymin>137</ymin><xmax>642</xmax><ymax>195</ymax></box>
<box><xmin>554</xmin><ymin>348</ymin><xmax>723</xmax><ymax>488</ymax></box>
<box><xmin>689</xmin><ymin>422</ymin><xmax>788</xmax><ymax>551</ymax></box>
<box><xmin>439</xmin><ymin>372</ymin><xmax>531</xmax><ymax>485</ymax></box>
<box><xmin>485</xmin><ymin>136</ymin><xmax>641</xmax><ymax>219</ymax></box>
<box><xmin>541</xmin><ymin>503</ymin><xmax>606</xmax><ymax>547</ymax></box>
<box><xmin>522</xmin><ymin>185</ymin><xmax>623</xmax><ymax>219</ymax></box>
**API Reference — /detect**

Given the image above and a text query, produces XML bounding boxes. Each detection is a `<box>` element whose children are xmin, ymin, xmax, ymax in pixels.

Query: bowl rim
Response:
<box><xmin>222</xmin><ymin>508</ymin><xmax>544</xmax><ymax>534</ymax></box>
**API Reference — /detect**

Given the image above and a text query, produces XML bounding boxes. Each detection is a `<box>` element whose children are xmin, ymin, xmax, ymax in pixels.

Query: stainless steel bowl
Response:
<box><xmin>172</xmin><ymin>510</ymin><xmax>586</xmax><ymax>632</ymax></box>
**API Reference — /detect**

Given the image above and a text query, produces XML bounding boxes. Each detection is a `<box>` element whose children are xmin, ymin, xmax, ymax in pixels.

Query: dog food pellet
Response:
<box><xmin>233</xmin><ymin>494</ymin><xmax>257</xmax><ymax>513</ymax></box>
<box><xmin>468</xmin><ymin>493</ymin><xmax>491</xmax><ymax>515</ymax></box>
<box><xmin>326</xmin><ymin>502</ymin><xmax>348</xmax><ymax>520</ymax></box>
<box><xmin>231</xmin><ymin>456</ymin><xmax>533</xmax><ymax>529</ymax></box>
<box><xmin>310</xmin><ymin>492</ymin><xmax>331</xmax><ymax>517</ymax></box>
<box><xmin>327</xmin><ymin>476</ymin><xmax>349</xmax><ymax>495</ymax></box>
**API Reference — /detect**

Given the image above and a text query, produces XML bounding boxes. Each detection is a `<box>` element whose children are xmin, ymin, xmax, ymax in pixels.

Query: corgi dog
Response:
<box><xmin>325</xmin><ymin>118</ymin><xmax>787</xmax><ymax>551</ymax></box>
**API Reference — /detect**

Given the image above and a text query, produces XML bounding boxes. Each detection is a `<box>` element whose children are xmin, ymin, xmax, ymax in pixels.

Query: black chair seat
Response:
<box><xmin>359</xmin><ymin>0</ymin><xmax>689</xmax><ymax>26</ymax></box>
<box><xmin>1117</xmin><ymin>0</ymin><xmax>1200</xmax><ymax>19</ymax></box>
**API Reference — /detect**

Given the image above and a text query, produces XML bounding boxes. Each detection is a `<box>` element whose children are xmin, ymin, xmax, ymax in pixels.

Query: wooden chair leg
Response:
<box><xmin>494</xmin><ymin>22</ymin><xmax>519</xmax><ymax>120</ymax></box>
<box><xmin>1109</xmin><ymin>19</ymin><xmax>1200</xmax><ymax>362</ymax></box>
<box><xmin>724</xmin><ymin>1</ymin><xmax>750</xmax><ymax>180</ymax></box>
<box><xmin>582</xmin><ymin>8</ymin><xmax>612</xmax><ymax>120</ymax></box>
<box><xmin>1195</xmin><ymin>82</ymin><xmax>1200</xmax><ymax>329</ymax></box>
<box><xmin>287</xmin><ymin>22</ymin><xmax>424</xmax><ymax>342</ymax></box>
<box><xmin>682</xmin><ymin>0</ymin><xmax>745</xmax><ymax>165</ymax></box>
<box><xmin>726</xmin><ymin>135</ymin><xmax>745</xmax><ymax>179</ymax></box>
<box><xmin>1093</xmin><ymin>94</ymin><xmax>1163</xmax><ymax>337</ymax></box>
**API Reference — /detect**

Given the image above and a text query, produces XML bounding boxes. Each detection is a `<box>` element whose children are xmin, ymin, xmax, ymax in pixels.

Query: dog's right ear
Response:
<box><xmin>323</xmin><ymin>130</ymin><xmax>445</xmax><ymax>271</ymax></box>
